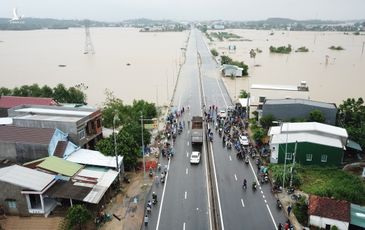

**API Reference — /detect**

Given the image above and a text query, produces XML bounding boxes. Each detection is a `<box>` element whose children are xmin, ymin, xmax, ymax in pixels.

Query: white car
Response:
<box><xmin>190</xmin><ymin>151</ymin><xmax>201</xmax><ymax>164</ymax></box>
<box><xmin>239</xmin><ymin>135</ymin><xmax>249</xmax><ymax>146</ymax></box>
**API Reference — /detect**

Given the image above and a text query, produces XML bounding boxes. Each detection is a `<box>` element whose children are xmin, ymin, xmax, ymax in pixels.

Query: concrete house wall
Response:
<box><xmin>310</xmin><ymin>215</ymin><xmax>349</xmax><ymax>230</ymax></box>
<box><xmin>277</xmin><ymin>142</ymin><xmax>343</xmax><ymax>166</ymax></box>
<box><xmin>0</xmin><ymin>181</ymin><xmax>29</xmax><ymax>216</ymax></box>
<box><xmin>0</xmin><ymin>142</ymin><xmax>49</xmax><ymax>164</ymax></box>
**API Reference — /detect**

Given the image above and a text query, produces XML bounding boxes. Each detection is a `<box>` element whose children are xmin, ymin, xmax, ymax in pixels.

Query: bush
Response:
<box><xmin>295</xmin><ymin>46</ymin><xmax>309</xmax><ymax>52</ymax></box>
<box><xmin>329</xmin><ymin>46</ymin><xmax>344</xmax><ymax>50</ymax></box>
<box><xmin>65</xmin><ymin>205</ymin><xmax>92</xmax><ymax>230</ymax></box>
<box><xmin>270</xmin><ymin>44</ymin><xmax>292</xmax><ymax>54</ymax></box>
<box><xmin>293</xmin><ymin>196</ymin><xmax>308</xmax><ymax>226</ymax></box>
<box><xmin>211</xmin><ymin>49</ymin><xmax>219</xmax><ymax>56</ymax></box>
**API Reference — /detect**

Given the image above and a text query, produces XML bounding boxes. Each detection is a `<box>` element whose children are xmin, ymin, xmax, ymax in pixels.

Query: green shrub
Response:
<box><xmin>270</xmin><ymin>44</ymin><xmax>292</xmax><ymax>54</ymax></box>
<box><xmin>329</xmin><ymin>46</ymin><xmax>344</xmax><ymax>50</ymax></box>
<box><xmin>211</xmin><ymin>49</ymin><xmax>219</xmax><ymax>56</ymax></box>
<box><xmin>293</xmin><ymin>196</ymin><xmax>308</xmax><ymax>226</ymax></box>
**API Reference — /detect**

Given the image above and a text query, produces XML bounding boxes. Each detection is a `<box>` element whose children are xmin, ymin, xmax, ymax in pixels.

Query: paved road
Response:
<box><xmin>195</xmin><ymin>29</ymin><xmax>287</xmax><ymax>230</ymax></box>
<box><xmin>145</xmin><ymin>29</ymin><xmax>210</xmax><ymax>230</ymax></box>
<box><xmin>145</xmin><ymin>28</ymin><xmax>287</xmax><ymax>230</ymax></box>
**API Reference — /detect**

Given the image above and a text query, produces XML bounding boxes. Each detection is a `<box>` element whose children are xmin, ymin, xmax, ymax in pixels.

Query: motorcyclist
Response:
<box><xmin>152</xmin><ymin>192</ymin><xmax>158</xmax><ymax>204</ymax></box>
<box><xmin>242</xmin><ymin>179</ymin><xmax>247</xmax><ymax>189</ymax></box>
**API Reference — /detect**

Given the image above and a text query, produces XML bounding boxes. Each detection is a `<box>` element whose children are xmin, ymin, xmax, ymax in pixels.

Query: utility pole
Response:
<box><xmin>84</xmin><ymin>20</ymin><xmax>95</xmax><ymax>55</ymax></box>
<box><xmin>282</xmin><ymin>122</ymin><xmax>289</xmax><ymax>191</ymax></box>
<box><xmin>289</xmin><ymin>141</ymin><xmax>298</xmax><ymax>188</ymax></box>
<box><xmin>362</xmin><ymin>41</ymin><xmax>365</xmax><ymax>55</ymax></box>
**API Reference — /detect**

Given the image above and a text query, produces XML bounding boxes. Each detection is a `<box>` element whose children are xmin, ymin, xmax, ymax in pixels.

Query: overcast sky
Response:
<box><xmin>1</xmin><ymin>0</ymin><xmax>364</xmax><ymax>21</ymax></box>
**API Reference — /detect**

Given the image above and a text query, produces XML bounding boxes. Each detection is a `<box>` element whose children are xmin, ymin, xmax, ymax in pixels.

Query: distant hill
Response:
<box><xmin>0</xmin><ymin>18</ymin><xmax>110</xmax><ymax>30</ymax></box>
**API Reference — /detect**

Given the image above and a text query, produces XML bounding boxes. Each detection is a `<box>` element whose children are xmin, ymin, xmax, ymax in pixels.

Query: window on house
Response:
<box><xmin>321</xmin><ymin>154</ymin><xmax>328</xmax><ymax>162</ymax></box>
<box><xmin>78</xmin><ymin>129</ymin><xmax>86</xmax><ymax>139</ymax></box>
<box><xmin>259</xmin><ymin>96</ymin><xmax>266</xmax><ymax>103</ymax></box>
<box><xmin>285</xmin><ymin>152</ymin><xmax>292</xmax><ymax>160</ymax></box>
<box><xmin>97</xmin><ymin>119</ymin><xmax>101</xmax><ymax>128</ymax></box>
<box><xmin>306</xmin><ymin>154</ymin><xmax>312</xmax><ymax>161</ymax></box>
<box><xmin>6</xmin><ymin>199</ymin><xmax>16</xmax><ymax>209</ymax></box>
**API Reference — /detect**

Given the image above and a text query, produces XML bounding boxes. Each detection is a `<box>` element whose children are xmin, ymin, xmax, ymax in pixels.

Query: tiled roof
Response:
<box><xmin>308</xmin><ymin>195</ymin><xmax>350</xmax><ymax>222</ymax></box>
<box><xmin>0</xmin><ymin>96</ymin><xmax>57</xmax><ymax>109</ymax></box>
<box><xmin>0</xmin><ymin>126</ymin><xmax>55</xmax><ymax>145</ymax></box>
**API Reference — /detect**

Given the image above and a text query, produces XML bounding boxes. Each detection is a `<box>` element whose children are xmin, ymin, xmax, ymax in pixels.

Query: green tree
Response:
<box><xmin>337</xmin><ymin>98</ymin><xmax>365</xmax><ymax>148</ymax></box>
<box><xmin>40</xmin><ymin>85</ymin><xmax>54</xmax><ymax>98</ymax></box>
<box><xmin>259</xmin><ymin>114</ymin><xmax>275</xmax><ymax>130</ymax></box>
<box><xmin>253</xmin><ymin>127</ymin><xmax>265</xmax><ymax>144</ymax></box>
<box><xmin>211</xmin><ymin>49</ymin><xmax>219</xmax><ymax>57</ymax></box>
<box><xmin>65</xmin><ymin>205</ymin><xmax>92</xmax><ymax>230</ymax></box>
<box><xmin>53</xmin><ymin>83</ymin><xmax>69</xmax><ymax>103</ymax></box>
<box><xmin>239</xmin><ymin>90</ymin><xmax>250</xmax><ymax>98</ymax></box>
<box><xmin>308</xmin><ymin>109</ymin><xmax>326</xmax><ymax>123</ymax></box>
<box><xmin>0</xmin><ymin>87</ymin><xmax>12</xmax><ymax>96</ymax></box>
<box><xmin>28</xmin><ymin>83</ymin><xmax>42</xmax><ymax>97</ymax></box>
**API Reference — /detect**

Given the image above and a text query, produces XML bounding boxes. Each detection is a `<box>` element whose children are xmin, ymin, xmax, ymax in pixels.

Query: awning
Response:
<box><xmin>347</xmin><ymin>139</ymin><xmax>362</xmax><ymax>151</ymax></box>
<box><xmin>351</xmin><ymin>203</ymin><xmax>365</xmax><ymax>228</ymax></box>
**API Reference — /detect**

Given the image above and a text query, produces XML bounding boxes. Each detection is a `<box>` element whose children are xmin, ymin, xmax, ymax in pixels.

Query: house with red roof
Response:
<box><xmin>0</xmin><ymin>96</ymin><xmax>57</xmax><ymax>117</ymax></box>
<box><xmin>308</xmin><ymin>195</ymin><xmax>351</xmax><ymax>230</ymax></box>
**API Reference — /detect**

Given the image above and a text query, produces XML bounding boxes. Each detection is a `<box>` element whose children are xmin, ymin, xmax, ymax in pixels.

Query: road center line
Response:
<box><xmin>229</xmin><ymin>155</ymin><xmax>232</xmax><ymax>161</ymax></box>
<box><xmin>186</xmin><ymin>151</ymin><xmax>189</xmax><ymax>158</ymax></box>
<box><xmin>187</xmin><ymin>141</ymin><xmax>189</xmax><ymax>146</ymax></box>
<box><xmin>186</xmin><ymin>168</ymin><xmax>188</xmax><ymax>175</ymax></box>
<box><xmin>241</xmin><ymin>199</ymin><xmax>245</xmax><ymax>207</ymax></box>
<box><xmin>183</xmin><ymin>222</ymin><xmax>186</xmax><ymax>230</ymax></box>
<box><xmin>185</xmin><ymin>191</ymin><xmax>187</xmax><ymax>199</ymax></box>
<box><xmin>234</xmin><ymin>174</ymin><xmax>237</xmax><ymax>181</ymax></box>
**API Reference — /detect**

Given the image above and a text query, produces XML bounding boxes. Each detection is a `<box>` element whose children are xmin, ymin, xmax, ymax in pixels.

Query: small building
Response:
<box><xmin>308</xmin><ymin>195</ymin><xmax>350</xmax><ymax>230</ymax></box>
<box><xmin>262</xmin><ymin>98</ymin><xmax>337</xmax><ymax>125</ymax></box>
<box><xmin>0</xmin><ymin>96</ymin><xmax>57</xmax><ymax>117</ymax></box>
<box><xmin>249</xmin><ymin>82</ymin><xmax>309</xmax><ymax>118</ymax></box>
<box><xmin>0</xmin><ymin>126</ymin><xmax>67</xmax><ymax>164</ymax></box>
<box><xmin>9</xmin><ymin>104</ymin><xmax>103</xmax><ymax>149</ymax></box>
<box><xmin>0</xmin><ymin>165</ymin><xmax>57</xmax><ymax>216</ymax></box>
<box><xmin>350</xmin><ymin>203</ymin><xmax>365</xmax><ymax>229</ymax></box>
<box><xmin>269</xmin><ymin>122</ymin><xmax>348</xmax><ymax>165</ymax></box>
<box><xmin>220</xmin><ymin>64</ymin><xmax>243</xmax><ymax>77</ymax></box>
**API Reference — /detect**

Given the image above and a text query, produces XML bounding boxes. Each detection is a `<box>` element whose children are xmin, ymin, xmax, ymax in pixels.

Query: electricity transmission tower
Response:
<box><xmin>84</xmin><ymin>20</ymin><xmax>95</xmax><ymax>54</ymax></box>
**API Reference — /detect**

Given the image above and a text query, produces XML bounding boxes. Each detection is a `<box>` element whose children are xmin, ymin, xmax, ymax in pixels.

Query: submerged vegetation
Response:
<box><xmin>210</xmin><ymin>49</ymin><xmax>219</xmax><ymax>56</ymax></box>
<box><xmin>210</xmin><ymin>32</ymin><xmax>241</xmax><ymax>41</ymax></box>
<box><xmin>329</xmin><ymin>45</ymin><xmax>344</xmax><ymax>50</ymax></box>
<box><xmin>269</xmin><ymin>44</ymin><xmax>292</xmax><ymax>54</ymax></box>
<box><xmin>295</xmin><ymin>46</ymin><xmax>309</xmax><ymax>52</ymax></box>
<box><xmin>221</xmin><ymin>55</ymin><xmax>249</xmax><ymax>76</ymax></box>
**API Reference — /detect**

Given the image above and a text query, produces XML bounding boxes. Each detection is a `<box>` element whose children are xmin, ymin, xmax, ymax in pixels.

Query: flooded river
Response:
<box><xmin>207</xmin><ymin>29</ymin><xmax>365</xmax><ymax>105</ymax></box>
<box><xmin>1</xmin><ymin>28</ymin><xmax>364</xmax><ymax>107</ymax></box>
<box><xmin>0</xmin><ymin>28</ymin><xmax>188</xmax><ymax>107</ymax></box>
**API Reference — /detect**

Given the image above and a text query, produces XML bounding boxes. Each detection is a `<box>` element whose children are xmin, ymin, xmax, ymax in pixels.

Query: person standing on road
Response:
<box><xmin>287</xmin><ymin>204</ymin><xmax>292</xmax><ymax>216</ymax></box>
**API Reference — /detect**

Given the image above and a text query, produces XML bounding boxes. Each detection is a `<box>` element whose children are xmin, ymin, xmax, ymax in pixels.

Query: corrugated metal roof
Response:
<box><xmin>0</xmin><ymin>165</ymin><xmax>55</xmax><ymax>191</ymax></box>
<box><xmin>0</xmin><ymin>96</ymin><xmax>57</xmax><ymax>109</ymax></box>
<box><xmin>271</xmin><ymin>132</ymin><xmax>343</xmax><ymax>149</ymax></box>
<box><xmin>44</xmin><ymin>180</ymin><xmax>92</xmax><ymax>201</ymax></box>
<box><xmin>0</xmin><ymin>126</ymin><xmax>55</xmax><ymax>145</ymax></box>
<box><xmin>53</xmin><ymin>141</ymin><xmax>68</xmax><ymax>158</ymax></box>
<box><xmin>82</xmin><ymin>169</ymin><xmax>118</xmax><ymax>204</ymax></box>
<box><xmin>0</xmin><ymin>118</ymin><xmax>13</xmax><ymax>125</ymax></box>
<box><xmin>280</xmin><ymin>122</ymin><xmax>348</xmax><ymax>139</ymax></box>
<box><xmin>14</xmin><ymin>107</ymin><xmax>92</xmax><ymax>117</ymax></box>
<box><xmin>264</xmin><ymin>98</ymin><xmax>336</xmax><ymax>109</ymax></box>
<box><xmin>37</xmin><ymin>156</ymin><xmax>83</xmax><ymax>177</ymax></box>
<box><xmin>66</xmin><ymin>149</ymin><xmax>122</xmax><ymax>169</ymax></box>
<box><xmin>351</xmin><ymin>203</ymin><xmax>365</xmax><ymax>228</ymax></box>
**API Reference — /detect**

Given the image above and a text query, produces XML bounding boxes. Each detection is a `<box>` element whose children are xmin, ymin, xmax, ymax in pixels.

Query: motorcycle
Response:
<box><xmin>252</xmin><ymin>182</ymin><xmax>257</xmax><ymax>190</ymax></box>
<box><xmin>226</xmin><ymin>141</ymin><xmax>232</xmax><ymax>150</ymax></box>
<box><xmin>218</xmin><ymin>128</ymin><xmax>222</xmax><ymax>137</ymax></box>
<box><xmin>276</xmin><ymin>199</ymin><xmax>282</xmax><ymax>209</ymax></box>
<box><xmin>245</xmin><ymin>156</ymin><xmax>249</xmax><ymax>164</ymax></box>
<box><xmin>149</xmin><ymin>168</ymin><xmax>153</xmax><ymax>177</ymax></box>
